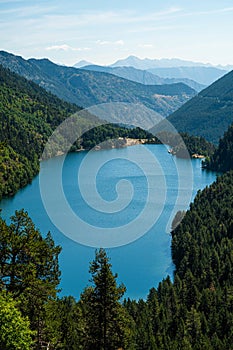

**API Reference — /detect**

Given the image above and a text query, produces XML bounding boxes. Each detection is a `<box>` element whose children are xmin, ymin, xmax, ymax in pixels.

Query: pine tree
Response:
<box><xmin>0</xmin><ymin>209</ymin><xmax>61</xmax><ymax>347</ymax></box>
<box><xmin>80</xmin><ymin>248</ymin><xmax>133</xmax><ymax>350</ymax></box>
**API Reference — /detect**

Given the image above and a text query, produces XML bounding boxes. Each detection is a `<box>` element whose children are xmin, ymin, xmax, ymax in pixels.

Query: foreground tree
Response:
<box><xmin>80</xmin><ymin>248</ymin><xmax>134</xmax><ymax>350</ymax></box>
<box><xmin>0</xmin><ymin>209</ymin><xmax>61</xmax><ymax>347</ymax></box>
<box><xmin>0</xmin><ymin>292</ymin><xmax>34</xmax><ymax>350</ymax></box>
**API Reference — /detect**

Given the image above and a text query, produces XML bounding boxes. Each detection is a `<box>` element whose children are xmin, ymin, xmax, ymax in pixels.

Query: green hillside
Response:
<box><xmin>165</xmin><ymin>70</ymin><xmax>233</xmax><ymax>144</ymax></box>
<box><xmin>0</xmin><ymin>51</ymin><xmax>196</xmax><ymax>120</ymax></box>
<box><xmin>0</xmin><ymin>64</ymin><xmax>81</xmax><ymax>199</ymax></box>
<box><xmin>124</xmin><ymin>171</ymin><xmax>233</xmax><ymax>349</ymax></box>
<box><xmin>204</xmin><ymin>123</ymin><xmax>233</xmax><ymax>172</ymax></box>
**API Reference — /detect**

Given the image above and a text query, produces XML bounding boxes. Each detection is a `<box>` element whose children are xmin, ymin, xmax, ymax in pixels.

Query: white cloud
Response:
<box><xmin>219</xmin><ymin>7</ymin><xmax>233</xmax><ymax>13</ymax></box>
<box><xmin>115</xmin><ymin>40</ymin><xmax>124</xmax><ymax>46</ymax></box>
<box><xmin>46</xmin><ymin>44</ymin><xmax>90</xmax><ymax>52</ymax></box>
<box><xmin>96</xmin><ymin>40</ymin><xmax>124</xmax><ymax>46</ymax></box>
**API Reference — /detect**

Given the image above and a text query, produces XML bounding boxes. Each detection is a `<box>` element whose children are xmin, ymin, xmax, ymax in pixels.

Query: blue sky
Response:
<box><xmin>0</xmin><ymin>0</ymin><xmax>233</xmax><ymax>66</ymax></box>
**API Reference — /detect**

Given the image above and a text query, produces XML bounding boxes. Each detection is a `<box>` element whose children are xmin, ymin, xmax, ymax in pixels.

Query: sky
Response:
<box><xmin>0</xmin><ymin>0</ymin><xmax>233</xmax><ymax>66</ymax></box>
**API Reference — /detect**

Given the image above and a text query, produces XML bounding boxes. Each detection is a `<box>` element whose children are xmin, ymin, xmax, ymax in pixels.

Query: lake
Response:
<box><xmin>0</xmin><ymin>144</ymin><xmax>216</xmax><ymax>300</ymax></box>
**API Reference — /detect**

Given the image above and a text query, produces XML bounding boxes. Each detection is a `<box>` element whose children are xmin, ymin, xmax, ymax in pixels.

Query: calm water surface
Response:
<box><xmin>0</xmin><ymin>145</ymin><xmax>216</xmax><ymax>299</ymax></box>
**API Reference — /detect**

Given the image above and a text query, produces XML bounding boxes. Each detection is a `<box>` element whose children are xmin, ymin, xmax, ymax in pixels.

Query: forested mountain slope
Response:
<box><xmin>124</xmin><ymin>170</ymin><xmax>233</xmax><ymax>349</ymax></box>
<box><xmin>204</xmin><ymin>122</ymin><xmax>233</xmax><ymax>172</ymax></box>
<box><xmin>165</xmin><ymin>69</ymin><xmax>233</xmax><ymax>144</ymax></box>
<box><xmin>0</xmin><ymin>64</ymin><xmax>81</xmax><ymax>199</ymax></box>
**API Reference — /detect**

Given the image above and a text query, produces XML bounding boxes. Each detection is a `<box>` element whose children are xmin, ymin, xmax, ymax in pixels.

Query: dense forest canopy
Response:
<box><xmin>204</xmin><ymin>123</ymin><xmax>233</xmax><ymax>172</ymax></box>
<box><xmin>0</xmin><ymin>64</ymin><xmax>80</xmax><ymax>199</ymax></box>
<box><xmin>122</xmin><ymin>171</ymin><xmax>233</xmax><ymax>350</ymax></box>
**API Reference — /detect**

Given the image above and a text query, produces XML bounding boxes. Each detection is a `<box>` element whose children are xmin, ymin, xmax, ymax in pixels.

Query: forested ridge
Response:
<box><xmin>121</xmin><ymin>171</ymin><xmax>232</xmax><ymax>350</ymax></box>
<box><xmin>165</xmin><ymin>69</ymin><xmax>233</xmax><ymax>144</ymax></box>
<box><xmin>0</xmin><ymin>64</ymin><xmax>80</xmax><ymax>199</ymax></box>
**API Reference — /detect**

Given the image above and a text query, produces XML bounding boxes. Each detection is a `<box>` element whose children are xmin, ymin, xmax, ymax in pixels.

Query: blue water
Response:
<box><xmin>0</xmin><ymin>145</ymin><xmax>216</xmax><ymax>300</ymax></box>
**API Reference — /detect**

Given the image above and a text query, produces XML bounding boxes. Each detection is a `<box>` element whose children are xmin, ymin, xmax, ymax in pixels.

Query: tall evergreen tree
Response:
<box><xmin>80</xmin><ymin>248</ymin><xmax>134</xmax><ymax>350</ymax></box>
<box><xmin>0</xmin><ymin>209</ymin><xmax>61</xmax><ymax>348</ymax></box>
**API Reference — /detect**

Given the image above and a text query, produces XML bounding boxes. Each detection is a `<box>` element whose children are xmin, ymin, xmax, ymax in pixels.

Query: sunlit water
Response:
<box><xmin>0</xmin><ymin>145</ymin><xmax>216</xmax><ymax>299</ymax></box>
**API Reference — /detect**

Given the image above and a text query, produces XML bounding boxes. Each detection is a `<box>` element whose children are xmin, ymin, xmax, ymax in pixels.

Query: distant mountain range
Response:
<box><xmin>80</xmin><ymin>65</ymin><xmax>205</xmax><ymax>92</ymax></box>
<box><xmin>0</xmin><ymin>51</ymin><xmax>196</xmax><ymax>125</ymax></box>
<box><xmin>110</xmin><ymin>55</ymin><xmax>233</xmax><ymax>71</ymax></box>
<box><xmin>75</xmin><ymin>56</ymin><xmax>209</xmax><ymax>69</ymax></box>
<box><xmin>155</xmin><ymin>69</ymin><xmax>233</xmax><ymax>144</ymax></box>
<box><xmin>74</xmin><ymin>55</ymin><xmax>229</xmax><ymax>87</ymax></box>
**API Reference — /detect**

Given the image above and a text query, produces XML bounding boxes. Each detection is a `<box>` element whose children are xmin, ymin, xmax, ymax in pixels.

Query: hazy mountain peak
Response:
<box><xmin>74</xmin><ymin>60</ymin><xmax>93</xmax><ymax>68</ymax></box>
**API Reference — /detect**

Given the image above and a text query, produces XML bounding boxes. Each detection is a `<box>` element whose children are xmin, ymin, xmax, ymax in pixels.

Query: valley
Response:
<box><xmin>0</xmin><ymin>48</ymin><xmax>233</xmax><ymax>349</ymax></box>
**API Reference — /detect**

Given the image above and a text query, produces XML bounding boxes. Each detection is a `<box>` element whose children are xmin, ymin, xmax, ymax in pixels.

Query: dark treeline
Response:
<box><xmin>124</xmin><ymin>171</ymin><xmax>233</xmax><ymax>349</ymax></box>
<box><xmin>81</xmin><ymin>125</ymin><xmax>154</xmax><ymax>150</ymax></box>
<box><xmin>204</xmin><ymin>123</ymin><xmax>233</xmax><ymax>172</ymax></box>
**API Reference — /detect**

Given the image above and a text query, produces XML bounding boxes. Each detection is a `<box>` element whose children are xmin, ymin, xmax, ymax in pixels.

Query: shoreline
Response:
<box><xmin>41</xmin><ymin>137</ymin><xmax>150</xmax><ymax>160</ymax></box>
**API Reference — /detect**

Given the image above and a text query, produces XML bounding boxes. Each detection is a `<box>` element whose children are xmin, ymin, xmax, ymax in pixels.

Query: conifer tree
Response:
<box><xmin>80</xmin><ymin>248</ymin><xmax>133</xmax><ymax>350</ymax></box>
<box><xmin>0</xmin><ymin>209</ymin><xmax>61</xmax><ymax>347</ymax></box>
